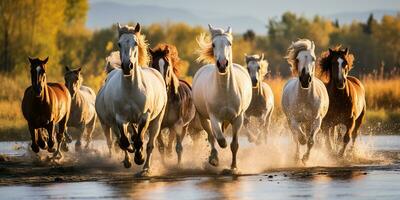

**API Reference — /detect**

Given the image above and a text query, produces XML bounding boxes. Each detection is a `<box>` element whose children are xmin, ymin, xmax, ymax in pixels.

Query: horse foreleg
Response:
<box><xmin>256</xmin><ymin>110</ymin><xmax>271</xmax><ymax>145</ymax></box>
<box><xmin>302</xmin><ymin>117</ymin><xmax>322</xmax><ymax>164</ymax></box>
<box><xmin>229</xmin><ymin>114</ymin><xmax>243</xmax><ymax>173</ymax></box>
<box><xmin>288</xmin><ymin>119</ymin><xmax>305</xmax><ymax>162</ymax></box>
<box><xmin>210</xmin><ymin>115</ymin><xmax>227</xmax><ymax>148</ymax></box>
<box><xmin>166</xmin><ymin>129</ymin><xmax>175</xmax><ymax>156</ymax></box>
<box><xmin>84</xmin><ymin>115</ymin><xmax>96</xmax><ymax>149</ymax></box>
<box><xmin>243</xmin><ymin>116</ymin><xmax>256</xmax><ymax>143</ymax></box>
<box><xmin>134</xmin><ymin>113</ymin><xmax>150</xmax><ymax>165</ymax></box>
<box><xmin>321</xmin><ymin>122</ymin><xmax>335</xmax><ymax>156</ymax></box>
<box><xmin>75</xmin><ymin>124</ymin><xmax>85</xmax><ymax>152</ymax></box>
<box><xmin>45</xmin><ymin>122</ymin><xmax>56</xmax><ymax>153</ymax></box>
<box><xmin>351</xmin><ymin>108</ymin><xmax>365</xmax><ymax>153</ymax></box>
<box><xmin>199</xmin><ymin>114</ymin><xmax>219</xmax><ymax>167</ymax></box>
<box><xmin>339</xmin><ymin>119</ymin><xmax>356</xmax><ymax>157</ymax></box>
<box><xmin>123</xmin><ymin>150</ymin><xmax>132</xmax><ymax>168</ymax></box>
<box><xmin>28</xmin><ymin>124</ymin><xmax>39</xmax><ymax>153</ymax></box>
<box><xmin>101</xmin><ymin>123</ymin><xmax>113</xmax><ymax>157</ymax></box>
<box><xmin>173</xmin><ymin>120</ymin><xmax>185</xmax><ymax>166</ymax></box>
<box><xmin>141</xmin><ymin>111</ymin><xmax>164</xmax><ymax>176</ymax></box>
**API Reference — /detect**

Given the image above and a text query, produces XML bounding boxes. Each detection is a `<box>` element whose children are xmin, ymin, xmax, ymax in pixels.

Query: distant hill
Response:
<box><xmin>86</xmin><ymin>2</ymin><xmax>267</xmax><ymax>34</ymax></box>
<box><xmin>87</xmin><ymin>2</ymin><xmax>398</xmax><ymax>33</ymax></box>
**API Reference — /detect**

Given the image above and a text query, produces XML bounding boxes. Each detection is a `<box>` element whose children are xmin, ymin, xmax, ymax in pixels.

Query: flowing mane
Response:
<box><xmin>196</xmin><ymin>28</ymin><xmax>233</xmax><ymax>64</ymax></box>
<box><xmin>196</xmin><ymin>33</ymin><xmax>214</xmax><ymax>64</ymax></box>
<box><xmin>317</xmin><ymin>45</ymin><xmax>355</xmax><ymax>82</ymax></box>
<box><xmin>151</xmin><ymin>43</ymin><xmax>182</xmax><ymax>76</ymax></box>
<box><xmin>285</xmin><ymin>39</ymin><xmax>314</xmax><ymax>76</ymax></box>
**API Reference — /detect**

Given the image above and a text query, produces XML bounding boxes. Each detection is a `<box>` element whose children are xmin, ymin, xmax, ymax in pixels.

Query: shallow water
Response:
<box><xmin>1</xmin><ymin>135</ymin><xmax>400</xmax><ymax>199</ymax></box>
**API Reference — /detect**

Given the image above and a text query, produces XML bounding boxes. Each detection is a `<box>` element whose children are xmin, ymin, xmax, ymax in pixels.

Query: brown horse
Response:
<box><xmin>149</xmin><ymin>44</ymin><xmax>196</xmax><ymax>165</ymax></box>
<box><xmin>318</xmin><ymin>47</ymin><xmax>366</xmax><ymax>157</ymax></box>
<box><xmin>22</xmin><ymin>57</ymin><xmax>71</xmax><ymax>159</ymax></box>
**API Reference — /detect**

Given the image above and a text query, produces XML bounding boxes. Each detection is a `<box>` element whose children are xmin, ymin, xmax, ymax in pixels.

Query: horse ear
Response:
<box><xmin>65</xmin><ymin>66</ymin><xmax>70</xmax><ymax>72</ymax></box>
<box><xmin>28</xmin><ymin>57</ymin><xmax>34</xmax><ymax>64</ymax></box>
<box><xmin>43</xmin><ymin>57</ymin><xmax>49</xmax><ymax>64</ymax></box>
<box><xmin>344</xmin><ymin>48</ymin><xmax>349</xmax><ymax>55</ymax></box>
<box><xmin>329</xmin><ymin>48</ymin><xmax>333</xmax><ymax>54</ymax></box>
<box><xmin>244</xmin><ymin>54</ymin><xmax>249</xmax><ymax>64</ymax></box>
<box><xmin>226</xmin><ymin>26</ymin><xmax>232</xmax><ymax>34</ymax></box>
<box><xmin>311</xmin><ymin>41</ymin><xmax>315</xmax><ymax>51</ymax></box>
<box><xmin>135</xmin><ymin>23</ymin><xmax>141</xmax><ymax>33</ymax></box>
<box><xmin>260</xmin><ymin>53</ymin><xmax>264</xmax><ymax>61</ymax></box>
<box><xmin>208</xmin><ymin>24</ymin><xmax>214</xmax><ymax>31</ymax></box>
<box><xmin>76</xmin><ymin>67</ymin><xmax>82</xmax><ymax>73</ymax></box>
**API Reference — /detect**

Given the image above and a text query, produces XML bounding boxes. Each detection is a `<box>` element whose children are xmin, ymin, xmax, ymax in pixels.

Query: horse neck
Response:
<box><xmin>297</xmin><ymin>78</ymin><xmax>316</xmax><ymax>98</ymax></box>
<box><xmin>215</xmin><ymin>63</ymin><xmax>235</xmax><ymax>90</ymax></box>
<box><xmin>122</xmin><ymin>60</ymin><xmax>143</xmax><ymax>89</ymax></box>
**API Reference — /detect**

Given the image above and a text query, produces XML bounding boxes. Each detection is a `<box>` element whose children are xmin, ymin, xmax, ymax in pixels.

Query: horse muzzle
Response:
<box><xmin>335</xmin><ymin>79</ymin><xmax>346</xmax><ymax>90</ymax></box>
<box><xmin>299</xmin><ymin>73</ymin><xmax>312</xmax><ymax>89</ymax></box>
<box><xmin>122</xmin><ymin>62</ymin><xmax>133</xmax><ymax>75</ymax></box>
<box><xmin>216</xmin><ymin>60</ymin><xmax>228</xmax><ymax>74</ymax></box>
<box><xmin>251</xmin><ymin>78</ymin><xmax>258</xmax><ymax>88</ymax></box>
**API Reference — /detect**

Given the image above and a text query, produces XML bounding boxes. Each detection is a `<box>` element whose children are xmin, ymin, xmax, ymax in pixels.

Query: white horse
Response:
<box><xmin>281</xmin><ymin>39</ymin><xmax>329</xmax><ymax>164</ymax></box>
<box><xmin>243</xmin><ymin>54</ymin><xmax>274</xmax><ymax>144</ymax></box>
<box><xmin>192</xmin><ymin>25</ymin><xmax>252</xmax><ymax>174</ymax></box>
<box><xmin>95</xmin><ymin>23</ymin><xmax>167</xmax><ymax>176</ymax></box>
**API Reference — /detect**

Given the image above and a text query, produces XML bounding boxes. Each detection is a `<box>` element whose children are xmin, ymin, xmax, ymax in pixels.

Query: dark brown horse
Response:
<box><xmin>318</xmin><ymin>47</ymin><xmax>366</xmax><ymax>157</ymax></box>
<box><xmin>149</xmin><ymin>44</ymin><xmax>196</xmax><ymax>165</ymax></box>
<box><xmin>22</xmin><ymin>57</ymin><xmax>71</xmax><ymax>159</ymax></box>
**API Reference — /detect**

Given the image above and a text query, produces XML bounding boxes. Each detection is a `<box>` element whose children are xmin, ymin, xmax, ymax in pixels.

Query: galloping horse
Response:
<box><xmin>282</xmin><ymin>39</ymin><xmax>329</xmax><ymax>163</ymax></box>
<box><xmin>95</xmin><ymin>23</ymin><xmax>167</xmax><ymax>176</ymax></box>
<box><xmin>192</xmin><ymin>25</ymin><xmax>252</xmax><ymax>174</ymax></box>
<box><xmin>244</xmin><ymin>54</ymin><xmax>274</xmax><ymax>144</ymax></box>
<box><xmin>318</xmin><ymin>47</ymin><xmax>366</xmax><ymax>157</ymax></box>
<box><xmin>64</xmin><ymin>67</ymin><xmax>97</xmax><ymax>151</ymax></box>
<box><xmin>149</xmin><ymin>44</ymin><xmax>196</xmax><ymax>165</ymax></box>
<box><xmin>22</xmin><ymin>57</ymin><xmax>71</xmax><ymax>159</ymax></box>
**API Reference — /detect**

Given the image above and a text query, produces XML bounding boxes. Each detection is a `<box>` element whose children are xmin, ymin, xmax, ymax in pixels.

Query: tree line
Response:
<box><xmin>1</xmin><ymin>0</ymin><xmax>399</xmax><ymax>81</ymax></box>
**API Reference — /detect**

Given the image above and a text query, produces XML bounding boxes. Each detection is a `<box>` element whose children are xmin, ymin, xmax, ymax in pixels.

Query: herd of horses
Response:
<box><xmin>21</xmin><ymin>23</ymin><xmax>366</xmax><ymax>176</ymax></box>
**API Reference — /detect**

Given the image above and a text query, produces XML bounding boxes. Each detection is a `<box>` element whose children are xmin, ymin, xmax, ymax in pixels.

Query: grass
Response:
<box><xmin>1</xmin><ymin>73</ymin><xmax>400</xmax><ymax>141</ymax></box>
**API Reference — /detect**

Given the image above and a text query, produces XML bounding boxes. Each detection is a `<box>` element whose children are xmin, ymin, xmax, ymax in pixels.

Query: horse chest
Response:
<box><xmin>246</xmin><ymin>93</ymin><xmax>266</xmax><ymax>117</ymax></box>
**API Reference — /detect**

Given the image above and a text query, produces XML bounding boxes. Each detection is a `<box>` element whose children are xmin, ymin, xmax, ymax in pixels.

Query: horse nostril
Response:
<box><xmin>308</xmin><ymin>76</ymin><xmax>312</xmax><ymax>83</ymax></box>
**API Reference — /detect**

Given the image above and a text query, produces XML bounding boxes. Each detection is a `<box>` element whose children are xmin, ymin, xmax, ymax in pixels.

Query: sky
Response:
<box><xmin>89</xmin><ymin>0</ymin><xmax>400</xmax><ymax>21</ymax></box>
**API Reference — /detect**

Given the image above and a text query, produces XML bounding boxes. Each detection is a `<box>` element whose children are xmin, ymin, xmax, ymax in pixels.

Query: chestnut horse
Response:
<box><xmin>318</xmin><ymin>47</ymin><xmax>366</xmax><ymax>157</ymax></box>
<box><xmin>149</xmin><ymin>43</ymin><xmax>196</xmax><ymax>165</ymax></box>
<box><xmin>22</xmin><ymin>57</ymin><xmax>71</xmax><ymax>159</ymax></box>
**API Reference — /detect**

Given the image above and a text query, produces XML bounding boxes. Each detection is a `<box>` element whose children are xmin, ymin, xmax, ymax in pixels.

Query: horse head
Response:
<box><xmin>149</xmin><ymin>44</ymin><xmax>180</xmax><ymax>94</ymax></box>
<box><xmin>327</xmin><ymin>47</ymin><xmax>354</xmax><ymax>90</ymax></box>
<box><xmin>245</xmin><ymin>53</ymin><xmax>268</xmax><ymax>88</ymax></box>
<box><xmin>117</xmin><ymin>23</ymin><xmax>141</xmax><ymax>75</ymax></box>
<box><xmin>64</xmin><ymin>66</ymin><xmax>82</xmax><ymax>97</ymax></box>
<box><xmin>208</xmin><ymin>24</ymin><xmax>233</xmax><ymax>75</ymax></box>
<box><xmin>28</xmin><ymin>57</ymin><xmax>48</xmax><ymax>96</ymax></box>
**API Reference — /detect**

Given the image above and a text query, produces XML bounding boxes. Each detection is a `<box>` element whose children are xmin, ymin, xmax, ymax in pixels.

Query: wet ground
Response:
<box><xmin>1</xmin><ymin>135</ymin><xmax>400</xmax><ymax>199</ymax></box>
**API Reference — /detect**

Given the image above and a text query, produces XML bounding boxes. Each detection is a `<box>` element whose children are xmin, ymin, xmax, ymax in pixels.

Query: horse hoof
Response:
<box><xmin>134</xmin><ymin>152</ymin><xmax>145</xmax><ymax>165</ymax></box>
<box><xmin>48</xmin><ymin>141</ymin><xmax>55</xmax><ymax>150</ymax></box>
<box><xmin>126</xmin><ymin>146</ymin><xmax>135</xmax><ymax>153</ymax></box>
<box><xmin>65</xmin><ymin>134</ymin><xmax>73</xmax><ymax>143</ymax></box>
<box><xmin>38</xmin><ymin>139</ymin><xmax>47</xmax><ymax>150</ymax></box>
<box><xmin>31</xmin><ymin>144</ymin><xmax>40</xmax><ymax>153</ymax></box>
<box><xmin>217</xmin><ymin>138</ymin><xmax>227</xmax><ymax>148</ymax></box>
<box><xmin>301</xmin><ymin>156</ymin><xmax>309</xmax><ymax>165</ymax></box>
<box><xmin>136</xmin><ymin>169</ymin><xmax>151</xmax><ymax>177</ymax></box>
<box><xmin>47</xmin><ymin>147</ymin><xmax>56</xmax><ymax>153</ymax></box>
<box><xmin>75</xmin><ymin>142</ymin><xmax>82</xmax><ymax>152</ymax></box>
<box><xmin>221</xmin><ymin>168</ymin><xmax>239</xmax><ymax>175</ymax></box>
<box><xmin>208</xmin><ymin>156</ymin><xmax>219</xmax><ymax>167</ymax></box>
<box><xmin>123</xmin><ymin>159</ymin><xmax>132</xmax><ymax>168</ymax></box>
<box><xmin>61</xmin><ymin>143</ymin><xmax>69</xmax><ymax>152</ymax></box>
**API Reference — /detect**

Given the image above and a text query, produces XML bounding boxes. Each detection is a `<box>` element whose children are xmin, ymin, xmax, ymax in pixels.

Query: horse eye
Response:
<box><xmin>118</xmin><ymin>42</ymin><xmax>121</xmax><ymax>48</ymax></box>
